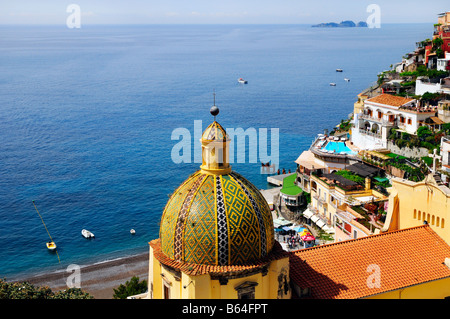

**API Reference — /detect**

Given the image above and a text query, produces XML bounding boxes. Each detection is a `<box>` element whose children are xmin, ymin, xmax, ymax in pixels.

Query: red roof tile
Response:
<box><xmin>366</xmin><ymin>94</ymin><xmax>414</xmax><ymax>107</ymax></box>
<box><xmin>289</xmin><ymin>225</ymin><xmax>450</xmax><ymax>299</ymax></box>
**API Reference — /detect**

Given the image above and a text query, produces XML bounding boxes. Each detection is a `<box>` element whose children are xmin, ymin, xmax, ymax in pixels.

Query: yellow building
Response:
<box><xmin>307</xmin><ymin>169</ymin><xmax>387</xmax><ymax>235</ymax></box>
<box><xmin>146</xmin><ymin>106</ymin><xmax>291</xmax><ymax>299</ymax></box>
<box><xmin>383</xmin><ymin>174</ymin><xmax>450</xmax><ymax>244</ymax></box>
<box><xmin>353</xmin><ymin>91</ymin><xmax>369</xmax><ymax>115</ymax></box>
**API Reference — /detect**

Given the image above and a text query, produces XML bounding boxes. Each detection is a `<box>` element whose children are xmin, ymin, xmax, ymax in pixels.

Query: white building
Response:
<box><xmin>437</xmin><ymin>52</ymin><xmax>450</xmax><ymax>71</ymax></box>
<box><xmin>352</xmin><ymin>94</ymin><xmax>435</xmax><ymax>150</ymax></box>
<box><xmin>442</xmin><ymin>136</ymin><xmax>450</xmax><ymax>179</ymax></box>
<box><xmin>415</xmin><ymin>77</ymin><xmax>450</xmax><ymax>96</ymax></box>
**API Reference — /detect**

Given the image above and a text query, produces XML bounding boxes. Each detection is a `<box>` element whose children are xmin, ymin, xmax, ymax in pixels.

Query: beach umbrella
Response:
<box><xmin>291</xmin><ymin>226</ymin><xmax>305</xmax><ymax>232</ymax></box>
<box><xmin>301</xmin><ymin>234</ymin><xmax>315</xmax><ymax>242</ymax></box>
<box><xmin>299</xmin><ymin>229</ymin><xmax>309</xmax><ymax>236</ymax></box>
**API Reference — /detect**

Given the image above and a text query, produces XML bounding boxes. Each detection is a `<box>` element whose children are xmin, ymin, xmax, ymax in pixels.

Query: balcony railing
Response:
<box><xmin>358</xmin><ymin>129</ymin><xmax>382</xmax><ymax>139</ymax></box>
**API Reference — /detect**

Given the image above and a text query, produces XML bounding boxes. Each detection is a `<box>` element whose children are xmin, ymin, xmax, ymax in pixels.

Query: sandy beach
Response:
<box><xmin>16</xmin><ymin>252</ymin><xmax>149</xmax><ymax>299</ymax></box>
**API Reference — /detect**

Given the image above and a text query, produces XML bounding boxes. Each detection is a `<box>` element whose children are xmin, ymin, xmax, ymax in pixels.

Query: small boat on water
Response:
<box><xmin>46</xmin><ymin>241</ymin><xmax>57</xmax><ymax>251</ymax></box>
<box><xmin>82</xmin><ymin>229</ymin><xmax>95</xmax><ymax>239</ymax></box>
<box><xmin>336</xmin><ymin>69</ymin><xmax>343</xmax><ymax>72</ymax></box>
<box><xmin>344</xmin><ymin>78</ymin><xmax>350</xmax><ymax>82</ymax></box>
<box><xmin>238</xmin><ymin>78</ymin><xmax>248</xmax><ymax>84</ymax></box>
<box><xmin>330</xmin><ymin>83</ymin><xmax>336</xmax><ymax>86</ymax></box>
<box><xmin>32</xmin><ymin>200</ymin><xmax>61</xmax><ymax>262</ymax></box>
<box><xmin>130</xmin><ymin>229</ymin><xmax>136</xmax><ymax>235</ymax></box>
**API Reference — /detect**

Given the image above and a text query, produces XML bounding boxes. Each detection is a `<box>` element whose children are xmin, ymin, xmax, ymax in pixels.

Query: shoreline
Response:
<box><xmin>13</xmin><ymin>251</ymin><xmax>149</xmax><ymax>299</ymax></box>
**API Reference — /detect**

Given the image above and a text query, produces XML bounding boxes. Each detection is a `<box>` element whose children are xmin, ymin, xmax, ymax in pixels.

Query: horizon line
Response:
<box><xmin>0</xmin><ymin>22</ymin><xmax>435</xmax><ymax>26</ymax></box>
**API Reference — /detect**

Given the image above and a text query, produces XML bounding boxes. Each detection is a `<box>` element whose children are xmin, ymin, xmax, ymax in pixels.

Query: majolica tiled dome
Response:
<box><xmin>159</xmin><ymin>171</ymin><xmax>274</xmax><ymax>266</ymax></box>
<box><xmin>159</xmin><ymin>106</ymin><xmax>274</xmax><ymax>266</ymax></box>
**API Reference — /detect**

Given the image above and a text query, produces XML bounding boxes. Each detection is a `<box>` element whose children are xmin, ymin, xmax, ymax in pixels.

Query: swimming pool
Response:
<box><xmin>322</xmin><ymin>141</ymin><xmax>357</xmax><ymax>155</ymax></box>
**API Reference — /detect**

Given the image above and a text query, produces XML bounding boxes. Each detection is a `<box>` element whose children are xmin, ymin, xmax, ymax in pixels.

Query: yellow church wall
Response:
<box><xmin>387</xmin><ymin>177</ymin><xmax>450</xmax><ymax>245</ymax></box>
<box><xmin>186</xmin><ymin>256</ymin><xmax>290</xmax><ymax>299</ymax></box>
<box><xmin>366</xmin><ymin>277</ymin><xmax>450</xmax><ymax>299</ymax></box>
<box><xmin>148</xmin><ymin>247</ymin><xmax>291</xmax><ymax>299</ymax></box>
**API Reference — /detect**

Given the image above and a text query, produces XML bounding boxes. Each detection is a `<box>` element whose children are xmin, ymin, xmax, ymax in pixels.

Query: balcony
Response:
<box><xmin>358</xmin><ymin>128</ymin><xmax>382</xmax><ymax>139</ymax></box>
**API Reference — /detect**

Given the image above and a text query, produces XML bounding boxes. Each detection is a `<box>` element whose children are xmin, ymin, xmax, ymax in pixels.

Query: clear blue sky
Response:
<box><xmin>0</xmin><ymin>0</ymin><xmax>448</xmax><ymax>25</ymax></box>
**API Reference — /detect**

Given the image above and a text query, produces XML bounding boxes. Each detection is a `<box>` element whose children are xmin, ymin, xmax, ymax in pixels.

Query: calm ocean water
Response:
<box><xmin>0</xmin><ymin>24</ymin><xmax>431</xmax><ymax>279</ymax></box>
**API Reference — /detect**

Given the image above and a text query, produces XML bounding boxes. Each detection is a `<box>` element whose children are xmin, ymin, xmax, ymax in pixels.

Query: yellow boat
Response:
<box><xmin>46</xmin><ymin>241</ymin><xmax>57</xmax><ymax>251</ymax></box>
<box><xmin>33</xmin><ymin>200</ymin><xmax>60</xmax><ymax>262</ymax></box>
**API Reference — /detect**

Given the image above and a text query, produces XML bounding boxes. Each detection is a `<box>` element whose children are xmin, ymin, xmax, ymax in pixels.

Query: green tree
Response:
<box><xmin>113</xmin><ymin>276</ymin><xmax>147</xmax><ymax>299</ymax></box>
<box><xmin>417</xmin><ymin>126</ymin><xmax>432</xmax><ymax>141</ymax></box>
<box><xmin>0</xmin><ymin>278</ymin><xmax>93</xmax><ymax>299</ymax></box>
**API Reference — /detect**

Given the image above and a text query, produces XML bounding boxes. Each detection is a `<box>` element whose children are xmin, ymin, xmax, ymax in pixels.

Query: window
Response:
<box><xmin>407</xmin><ymin>118</ymin><xmax>412</xmax><ymax>125</ymax></box>
<box><xmin>437</xmin><ymin>217</ymin><xmax>440</xmax><ymax>227</ymax></box>
<box><xmin>414</xmin><ymin>209</ymin><xmax>417</xmax><ymax>219</ymax></box>
<box><xmin>353</xmin><ymin>230</ymin><xmax>358</xmax><ymax>239</ymax></box>
<box><xmin>235</xmin><ymin>281</ymin><xmax>258</xmax><ymax>299</ymax></box>
<box><xmin>442</xmin><ymin>218</ymin><xmax>445</xmax><ymax>228</ymax></box>
<box><xmin>164</xmin><ymin>284</ymin><xmax>170</xmax><ymax>299</ymax></box>
<box><xmin>418</xmin><ymin>211</ymin><xmax>421</xmax><ymax>220</ymax></box>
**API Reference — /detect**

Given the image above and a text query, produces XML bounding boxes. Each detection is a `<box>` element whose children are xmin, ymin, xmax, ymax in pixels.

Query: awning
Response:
<box><xmin>316</xmin><ymin>220</ymin><xmax>326</xmax><ymax>229</ymax></box>
<box><xmin>303</xmin><ymin>209</ymin><xmax>314</xmax><ymax>219</ymax></box>
<box><xmin>311</xmin><ymin>215</ymin><xmax>320</xmax><ymax>223</ymax></box>
<box><xmin>323</xmin><ymin>225</ymin><xmax>335</xmax><ymax>234</ymax></box>
<box><xmin>282</xmin><ymin>226</ymin><xmax>292</xmax><ymax>231</ymax></box>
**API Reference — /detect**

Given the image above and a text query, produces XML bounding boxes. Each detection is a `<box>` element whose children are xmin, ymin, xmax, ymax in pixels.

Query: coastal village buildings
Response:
<box><xmin>351</xmin><ymin>94</ymin><xmax>436</xmax><ymax>150</ymax></box>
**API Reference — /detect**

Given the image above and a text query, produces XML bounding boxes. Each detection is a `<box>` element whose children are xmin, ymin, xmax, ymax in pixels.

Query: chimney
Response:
<box><xmin>365</xmin><ymin>177</ymin><xmax>371</xmax><ymax>191</ymax></box>
<box><xmin>445</xmin><ymin>258</ymin><xmax>450</xmax><ymax>270</ymax></box>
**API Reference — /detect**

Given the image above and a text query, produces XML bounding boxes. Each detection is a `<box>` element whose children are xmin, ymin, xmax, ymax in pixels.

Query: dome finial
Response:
<box><xmin>210</xmin><ymin>90</ymin><xmax>219</xmax><ymax>121</ymax></box>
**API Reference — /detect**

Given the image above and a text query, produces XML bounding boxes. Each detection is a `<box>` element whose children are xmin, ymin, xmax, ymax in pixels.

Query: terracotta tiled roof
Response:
<box><xmin>366</xmin><ymin>94</ymin><xmax>414</xmax><ymax>107</ymax></box>
<box><xmin>289</xmin><ymin>225</ymin><xmax>450</xmax><ymax>299</ymax></box>
<box><xmin>149</xmin><ymin>238</ymin><xmax>289</xmax><ymax>276</ymax></box>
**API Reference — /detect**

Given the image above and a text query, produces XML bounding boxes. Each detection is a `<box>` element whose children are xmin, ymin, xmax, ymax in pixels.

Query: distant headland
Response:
<box><xmin>312</xmin><ymin>20</ymin><xmax>368</xmax><ymax>28</ymax></box>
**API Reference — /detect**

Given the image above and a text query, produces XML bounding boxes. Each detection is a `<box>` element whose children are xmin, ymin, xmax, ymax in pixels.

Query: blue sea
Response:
<box><xmin>0</xmin><ymin>23</ymin><xmax>431</xmax><ymax>280</ymax></box>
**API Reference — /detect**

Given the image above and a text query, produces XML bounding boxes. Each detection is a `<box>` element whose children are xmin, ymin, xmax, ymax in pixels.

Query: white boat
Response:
<box><xmin>238</xmin><ymin>78</ymin><xmax>248</xmax><ymax>84</ymax></box>
<box><xmin>336</xmin><ymin>69</ymin><xmax>343</xmax><ymax>72</ymax></box>
<box><xmin>344</xmin><ymin>78</ymin><xmax>350</xmax><ymax>82</ymax></box>
<box><xmin>130</xmin><ymin>229</ymin><xmax>136</xmax><ymax>235</ymax></box>
<box><xmin>82</xmin><ymin>229</ymin><xmax>95</xmax><ymax>239</ymax></box>
<box><xmin>330</xmin><ymin>83</ymin><xmax>336</xmax><ymax>86</ymax></box>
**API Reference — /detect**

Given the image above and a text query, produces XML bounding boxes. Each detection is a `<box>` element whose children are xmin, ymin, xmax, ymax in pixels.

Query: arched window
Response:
<box><xmin>432</xmin><ymin>215</ymin><xmax>435</xmax><ymax>226</ymax></box>
<box><xmin>442</xmin><ymin>218</ymin><xmax>445</xmax><ymax>228</ymax></box>
<box><xmin>437</xmin><ymin>217</ymin><xmax>440</xmax><ymax>227</ymax></box>
<box><xmin>413</xmin><ymin>209</ymin><xmax>417</xmax><ymax>219</ymax></box>
<box><xmin>418</xmin><ymin>211</ymin><xmax>421</xmax><ymax>220</ymax></box>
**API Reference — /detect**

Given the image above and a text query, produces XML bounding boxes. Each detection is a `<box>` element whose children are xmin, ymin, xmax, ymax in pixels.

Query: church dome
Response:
<box><xmin>159</xmin><ymin>170</ymin><xmax>275</xmax><ymax>266</ymax></box>
<box><xmin>159</xmin><ymin>106</ymin><xmax>274</xmax><ymax>266</ymax></box>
